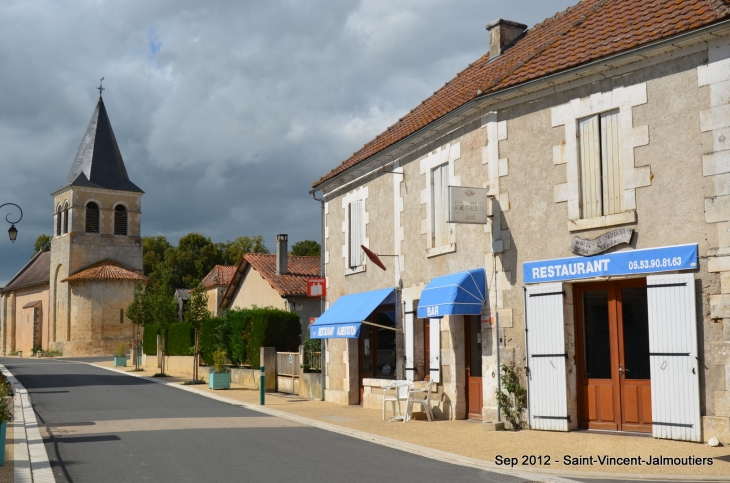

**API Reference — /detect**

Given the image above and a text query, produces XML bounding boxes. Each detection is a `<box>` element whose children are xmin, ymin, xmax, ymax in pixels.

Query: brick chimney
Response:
<box><xmin>276</xmin><ymin>234</ymin><xmax>288</xmax><ymax>275</ymax></box>
<box><xmin>486</xmin><ymin>19</ymin><xmax>527</xmax><ymax>58</ymax></box>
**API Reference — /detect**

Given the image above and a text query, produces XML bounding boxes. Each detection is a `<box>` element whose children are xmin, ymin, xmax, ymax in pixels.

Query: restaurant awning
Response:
<box><xmin>417</xmin><ymin>268</ymin><xmax>486</xmax><ymax>319</ymax></box>
<box><xmin>310</xmin><ymin>287</ymin><xmax>396</xmax><ymax>339</ymax></box>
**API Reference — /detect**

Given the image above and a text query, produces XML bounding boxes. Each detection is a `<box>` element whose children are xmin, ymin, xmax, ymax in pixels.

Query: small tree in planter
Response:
<box><xmin>184</xmin><ymin>285</ymin><xmax>211</xmax><ymax>384</ymax></box>
<box><xmin>113</xmin><ymin>342</ymin><xmax>127</xmax><ymax>367</ymax></box>
<box><xmin>0</xmin><ymin>374</ymin><xmax>13</xmax><ymax>465</ymax></box>
<box><xmin>209</xmin><ymin>348</ymin><xmax>230</xmax><ymax>390</ymax></box>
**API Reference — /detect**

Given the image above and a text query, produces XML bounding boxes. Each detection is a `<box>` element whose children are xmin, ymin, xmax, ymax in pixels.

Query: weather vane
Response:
<box><xmin>97</xmin><ymin>77</ymin><xmax>105</xmax><ymax>98</ymax></box>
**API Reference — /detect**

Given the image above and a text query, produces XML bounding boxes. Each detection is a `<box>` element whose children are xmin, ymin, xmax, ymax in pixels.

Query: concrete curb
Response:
<box><xmin>1</xmin><ymin>365</ymin><xmax>56</xmax><ymax>483</ymax></box>
<box><xmin>86</xmin><ymin>362</ymin><xmax>729</xmax><ymax>483</ymax></box>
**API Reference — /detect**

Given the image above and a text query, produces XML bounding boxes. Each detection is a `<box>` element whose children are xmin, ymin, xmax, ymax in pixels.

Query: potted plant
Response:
<box><xmin>208</xmin><ymin>348</ymin><xmax>230</xmax><ymax>390</ymax></box>
<box><xmin>114</xmin><ymin>342</ymin><xmax>128</xmax><ymax>367</ymax></box>
<box><xmin>0</xmin><ymin>374</ymin><xmax>13</xmax><ymax>465</ymax></box>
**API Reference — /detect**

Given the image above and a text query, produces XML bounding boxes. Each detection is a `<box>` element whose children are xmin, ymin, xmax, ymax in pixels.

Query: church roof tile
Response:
<box><xmin>61</xmin><ymin>259</ymin><xmax>148</xmax><ymax>283</ymax></box>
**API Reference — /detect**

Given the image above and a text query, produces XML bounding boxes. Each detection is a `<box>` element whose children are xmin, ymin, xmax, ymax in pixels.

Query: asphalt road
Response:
<box><xmin>2</xmin><ymin>357</ymin><xmax>534</xmax><ymax>483</ymax></box>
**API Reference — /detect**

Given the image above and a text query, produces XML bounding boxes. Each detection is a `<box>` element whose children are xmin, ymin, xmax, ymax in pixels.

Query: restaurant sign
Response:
<box><xmin>447</xmin><ymin>186</ymin><xmax>489</xmax><ymax>224</ymax></box>
<box><xmin>523</xmin><ymin>243</ymin><xmax>698</xmax><ymax>284</ymax></box>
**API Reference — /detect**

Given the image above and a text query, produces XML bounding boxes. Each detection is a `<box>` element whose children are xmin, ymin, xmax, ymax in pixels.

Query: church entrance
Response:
<box><xmin>574</xmin><ymin>279</ymin><xmax>652</xmax><ymax>433</ymax></box>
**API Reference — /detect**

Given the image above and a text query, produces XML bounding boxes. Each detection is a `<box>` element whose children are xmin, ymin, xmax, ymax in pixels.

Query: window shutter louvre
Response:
<box><xmin>600</xmin><ymin>111</ymin><xmax>622</xmax><ymax>215</ymax></box>
<box><xmin>579</xmin><ymin>115</ymin><xmax>602</xmax><ymax>219</ymax></box>
<box><xmin>56</xmin><ymin>209</ymin><xmax>61</xmax><ymax>236</ymax></box>
<box><xmin>429</xmin><ymin>318</ymin><xmax>440</xmax><ymax>383</ymax></box>
<box><xmin>349</xmin><ymin>201</ymin><xmax>362</xmax><ymax>267</ymax></box>
<box><xmin>646</xmin><ymin>274</ymin><xmax>701</xmax><ymax>442</ymax></box>
<box><xmin>85</xmin><ymin>203</ymin><xmax>99</xmax><ymax>233</ymax></box>
<box><xmin>114</xmin><ymin>206</ymin><xmax>128</xmax><ymax>236</ymax></box>
<box><xmin>431</xmin><ymin>164</ymin><xmax>450</xmax><ymax>247</ymax></box>
<box><xmin>404</xmin><ymin>300</ymin><xmax>415</xmax><ymax>381</ymax></box>
<box><xmin>525</xmin><ymin>282</ymin><xmax>569</xmax><ymax>431</ymax></box>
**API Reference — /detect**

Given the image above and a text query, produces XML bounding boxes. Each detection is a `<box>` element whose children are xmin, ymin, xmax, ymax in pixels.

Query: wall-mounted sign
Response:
<box><xmin>570</xmin><ymin>228</ymin><xmax>633</xmax><ymax>256</ymax></box>
<box><xmin>447</xmin><ymin>186</ymin><xmax>488</xmax><ymax>224</ymax></box>
<box><xmin>523</xmin><ymin>243</ymin><xmax>698</xmax><ymax>284</ymax></box>
<box><xmin>306</xmin><ymin>278</ymin><xmax>326</xmax><ymax>298</ymax></box>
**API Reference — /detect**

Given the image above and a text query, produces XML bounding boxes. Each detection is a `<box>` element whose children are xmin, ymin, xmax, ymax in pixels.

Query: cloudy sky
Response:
<box><xmin>0</xmin><ymin>0</ymin><xmax>576</xmax><ymax>283</ymax></box>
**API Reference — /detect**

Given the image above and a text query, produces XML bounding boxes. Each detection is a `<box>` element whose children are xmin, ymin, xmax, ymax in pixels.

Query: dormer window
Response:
<box><xmin>114</xmin><ymin>205</ymin><xmax>127</xmax><ymax>236</ymax></box>
<box><xmin>85</xmin><ymin>202</ymin><xmax>100</xmax><ymax>233</ymax></box>
<box><xmin>62</xmin><ymin>202</ymin><xmax>69</xmax><ymax>234</ymax></box>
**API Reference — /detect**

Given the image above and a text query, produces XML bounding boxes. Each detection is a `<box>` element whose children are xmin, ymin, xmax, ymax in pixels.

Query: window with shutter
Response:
<box><xmin>578</xmin><ymin>110</ymin><xmax>622</xmax><ymax>219</ymax></box>
<box><xmin>85</xmin><ymin>202</ymin><xmax>100</xmax><ymax>233</ymax></box>
<box><xmin>114</xmin><ymin>205</ymin><xmax>128</xmax><ymax>236</ymax></box>
<box><xmin>348</xmin><ymin>200</ymin><xmax>363</xmax><ymax>268</ymax></box>
<box><xmin>62</xmin><ymin>202</ymin><xmax>69</xmax><ymax>234</ymax></box>
<box><xmin>431</xmin><ymin>163</ymin><xmax>450</xmax><ymax>247</ymax></box>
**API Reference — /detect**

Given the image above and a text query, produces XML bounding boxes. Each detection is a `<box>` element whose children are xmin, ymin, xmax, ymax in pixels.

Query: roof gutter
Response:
<box><xmin>311</xmin><ymin>17</ymin><xmax>730</xmax><ymax>196</ymax></box>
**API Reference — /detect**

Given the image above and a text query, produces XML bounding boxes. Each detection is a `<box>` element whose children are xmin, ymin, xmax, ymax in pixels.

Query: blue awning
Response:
<box><xmin>417</xmin><ymin>268</ymin><xmax>486</xmax><ymax>319</ymax></box>
<box><xmin>310</xmin><ymin>287</ymin><xmax>396</xmax><ymax>339</ymax></box>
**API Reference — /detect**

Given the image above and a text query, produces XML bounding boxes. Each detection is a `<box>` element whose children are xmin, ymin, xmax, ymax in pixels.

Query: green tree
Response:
<box><xmin>184</xmin><ymin>285</ymin><xmax>211</xmax><ymax>382</ymax></box>
<box><xmin>290</xmin><ymin>239</ymin><xmax>320</xmax><ymax>257</ymax></box>
<box><xmin>164</xmin><ymin>233</ymin><xmax>222</xmax><ymax>289</ymax></box>
<box><xmin>32</xmin><ymin>234</ymin><xmax>51</xmax><ymax>257</ymax></box>
<box><xmin>144</xmin><ymin>282</ymin><xmax>178</xmax><ymax>376</ymax></box>
<box><xmin>218</xmin><ymin>235</ymin><xmax>269</xmax><ymax>265</ymax></box>
<box><xmin>142</xmin><ymin>236</ymin><xmax>172</xmax><ymax>278</ymax></box>
<box><xmin>126</xmin><ymin>282</ymin><xmax>150</xmax><ymax>370</ymax></box>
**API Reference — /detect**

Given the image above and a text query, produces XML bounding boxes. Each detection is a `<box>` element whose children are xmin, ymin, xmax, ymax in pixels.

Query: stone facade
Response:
<box><xmin>315</xmin><ymin>26</ymin><xmax>730</xmax><ymax>444</ymax></box>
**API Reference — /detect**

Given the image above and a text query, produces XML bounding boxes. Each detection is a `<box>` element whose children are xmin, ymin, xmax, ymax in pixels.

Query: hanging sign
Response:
<box><xmin>307</xmin><ymin>278</ymin><xmax>327</xmax><ymax>298</ymax></box>
<box><xmin>447</xmin><ymin>186</ymin><xmax>489</xmax><ymax>224</ymax></box>
<box><xmin>570</xmin><ymin>228</ymin><xmax>633</xmax><ymax>256</ymax></box>
<box><xmin>523</xmin><ymin>244</ymin><xmax>698</xmax><ymax>284</ymax></box>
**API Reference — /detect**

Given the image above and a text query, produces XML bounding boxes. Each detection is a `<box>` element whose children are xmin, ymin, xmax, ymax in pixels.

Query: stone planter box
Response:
<box><xmin>209</xmin><ymin>372</ymin><xmax>230</xmax><ymax>390</ymax></box>
<box><xmin>113</xmin><ymin>356</ymin><xmax>127</xmax><ymax>367</ymax></box>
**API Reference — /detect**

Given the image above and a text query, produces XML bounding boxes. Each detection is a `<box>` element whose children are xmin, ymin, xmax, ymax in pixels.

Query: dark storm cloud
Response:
<box><xmin>0</xmin><ymin>0</ymin><xmax>576</xmax><ymax>283</ymax></box>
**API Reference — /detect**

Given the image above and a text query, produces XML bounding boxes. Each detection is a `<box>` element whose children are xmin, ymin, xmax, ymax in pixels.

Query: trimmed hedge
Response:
<box><xmin>166</xmin><ymin>322</ymin><xmax>194</xmax><ymax>356</ymax></box>
<box><xmin>244</xmin><ymin>307</ymin><xmax>300</xmax><ymax>367</ymax></box>
<box><xmin>142</xmin><ymin>324</ymin><xmax>160</xmax><ymax>355</ymax></box>
<box><xmin>216</xmin><ymin>310</ymin><xmax>248</xmax><ymax>366</ymax></box>
<box><xmin>200</xmin><ymin>317</ymin><xmax>223</xmax><ymax>365</ymax></box>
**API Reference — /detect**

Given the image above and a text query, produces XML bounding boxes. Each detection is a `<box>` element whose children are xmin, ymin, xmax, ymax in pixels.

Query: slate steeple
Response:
<box><xmin>58</xmin><ymin>97</ymin><xmax>143</xmax><ymax>193</ymax></box>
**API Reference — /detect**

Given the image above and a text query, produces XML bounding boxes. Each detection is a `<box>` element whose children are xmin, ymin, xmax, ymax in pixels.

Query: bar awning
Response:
<box><xmin>310</xmin><ymin>287</ymin><xmax>396</xmax><ymax>339</ymax></box>
<box><xmin>417</xmin><ymin>268</ymin><xmax>486</xmax><ymax>319</ymax></box>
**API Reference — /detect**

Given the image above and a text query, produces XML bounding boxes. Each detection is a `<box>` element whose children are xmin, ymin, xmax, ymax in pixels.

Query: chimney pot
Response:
<box><xmin>486</xmin><ymin>19</ymin><xmax>527</xmax><ymax>58</ymax></box>
<box><xmin>276</xmin><ymin>234</ymin><xmax>288</xmax><ymax>275</ymax></box>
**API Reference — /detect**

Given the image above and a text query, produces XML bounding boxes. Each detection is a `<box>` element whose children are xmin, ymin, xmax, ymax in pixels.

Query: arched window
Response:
<box><xmin>114</xmin><ymin>205</ymin><xmax>127</xmax><ymax>236</ymax></box>
<box><xmin>85</xmin><ymin>202</ymin><xmax>99</xmax><ymax>233</ymax></box>
<box><xmin>62</xmin><ymin>202</ymin><xmax>69</xmax><ymax>234</ymax></box>
<box><xmin>55</xmin><ymin>205</ymin><xmax>62</xmax><ymax>236</ymax></box>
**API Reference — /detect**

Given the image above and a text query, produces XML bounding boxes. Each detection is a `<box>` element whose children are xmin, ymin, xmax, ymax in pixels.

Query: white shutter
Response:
<box><xmin>525</xmin><ymin>282</ymin><xmax>568</xmax><ymax>431</ymax></box>
<box><xmin>600</xmin><ymin>111</ymin><xmax>622</xmax><ymax>215</ymax></box>
<box><xmin>646</xmin><ymin>273</ymin><xmax>701</xmax><ymax>442</ymax></box>
<box><xmin>349</xmin><ymin>201</ymin><xmax>362</xmax><ymax>267</ymax></box>
<box><xmin>579</xmin><ymin>115</ymin><xmax>602</xmax><ymax>219</ymax></box>
<box><xmin>429</xmin><ymin>318</ymin><xmax>441</xmax><ymax>383</ymax></box>
<box><xmin>404</xmin><ymin>300</ymin><xmax>415</xmax><ymax>382</ymax></box>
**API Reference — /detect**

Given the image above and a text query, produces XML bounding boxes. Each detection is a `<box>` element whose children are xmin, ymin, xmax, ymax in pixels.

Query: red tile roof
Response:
<box><xmin>201</xmin><ymin>265</ymin><xmax>237</xmax><ymax>288</ymax></box>
<box><xmin>313</xmin><ymin>0</ymin><xmax>730</xmax><ymax>188</ymax></box>
<box><xmin>61</xmin><ymin>260</ymin><xmax>148</xmax><ymax>283</ymax></box>
<box><xmin>243</xmin><ymin>254</ymin><xmax>321</xmax><ymax>296</ymax></box>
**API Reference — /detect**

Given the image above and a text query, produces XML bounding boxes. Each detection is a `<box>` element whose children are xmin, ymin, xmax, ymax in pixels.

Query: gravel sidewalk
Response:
<box><xmin>92</xmin><ymin>360</ymin><xmax>730</xmax><ymax>480</ymax></box>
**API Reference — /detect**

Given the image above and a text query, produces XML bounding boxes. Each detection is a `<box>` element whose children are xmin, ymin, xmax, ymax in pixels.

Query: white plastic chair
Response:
<box><xmin>404</xmin><ymin>381</ymin><xmax>434</xmax><ymax>422</ymax></box>
<box><xmin>382</xmin><ymin>380</ymin><xmax>412</xmax><ymax>421</ymax></box>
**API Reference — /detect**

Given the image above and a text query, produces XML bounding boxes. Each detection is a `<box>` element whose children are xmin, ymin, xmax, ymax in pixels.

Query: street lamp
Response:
<box><xmin>0</xmin><ymin>203</ymin><xmax>22</xmax><ymax>243</ymax></box>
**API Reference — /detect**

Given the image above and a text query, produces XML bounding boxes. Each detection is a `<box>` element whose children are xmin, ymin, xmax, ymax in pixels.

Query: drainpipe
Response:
<box><xmin>311</xmin><ymin>190</ymin><xmax>326</xmax><ymax>401</ymax></box>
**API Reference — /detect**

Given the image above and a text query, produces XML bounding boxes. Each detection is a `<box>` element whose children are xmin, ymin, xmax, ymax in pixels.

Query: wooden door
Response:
<box><xmin>575</xmin><ymin>279</ymin><xmax>652</xmax><ymax>433</ymax></box>
<box><xmin>465</xmin><ymin>315</ymin><xmax>483</xmax><ymax>419</ymax></box>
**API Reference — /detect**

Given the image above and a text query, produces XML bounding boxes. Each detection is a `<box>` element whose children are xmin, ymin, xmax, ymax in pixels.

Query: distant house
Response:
<box><xmin>0</xmin><ymin>251</ymin><xmax>51</xmax><ymax>355</ymax></box>
<box><xmin>200</xmin><ymin>265</ymin><xmax>237</xmax><ymax>316</ymax></box>
<box><xmin>220</xmin><ymin>234</ymin><xmax>321</xmax><ymax>336</ymax></box>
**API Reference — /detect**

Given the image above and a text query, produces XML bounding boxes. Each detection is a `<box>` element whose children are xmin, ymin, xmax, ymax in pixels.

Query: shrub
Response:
<box><xmin>166</xmin><ymin>322</ymin><xmax>194</xmax><ymax>356</ymax></box>
<box><xmin>211</xmin><ymin>348</ymin><xmax>229</xmax><ymax>373</ymax></box>
<box><xmin>244</xmin><ymin>307</ymin><xmax>300</xmax><ymax>367</ymax></box>
<box><xmin>496</xmin><ymin>362</ymin><xmax>527</xmax><ymax>431</ymax></box>
<box><xmin>218</xmin><ymin>309</ymin><xmax>250</xmax><ymax>366</ymax></box>
<box><xmin>200</xmin><ymin>317</ymin><xmax>223</xmax><ymax>365</ymax></box>
<box><xmin>114</xmin><ymin>342</ymin><xmax>127</xmax><ymax>358</ymax></box>
<box><xmin>143</xmin><ymin>324</ymin><xmax>161</xmax><ymax>355</ymax></box>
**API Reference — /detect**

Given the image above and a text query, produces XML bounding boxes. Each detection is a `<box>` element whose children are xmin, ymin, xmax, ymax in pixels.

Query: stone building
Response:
<box><xmin>2</xmin><ymin>95</ymin><xmax>147</xmax><ymax>356</ymax></box>
<box><xmin>311</xmin><ymin>0</ymin><xmax>730</xmax><ymax>444</ymax></box>
<box><xmin>200</xmin><ymin>265</ymin><xmax>237</xmax><ymax>316</ymax></box>
<box><xmin>220</xmin><ymin>234</ymin><xmax>321</xmax><ymax>336</ymax></box>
